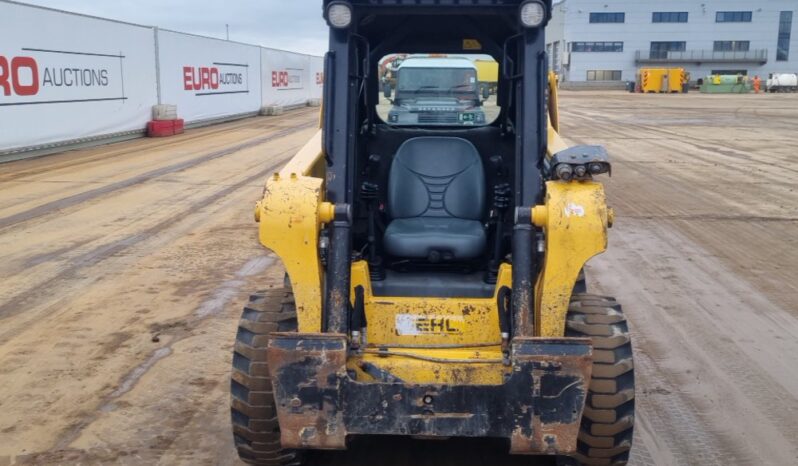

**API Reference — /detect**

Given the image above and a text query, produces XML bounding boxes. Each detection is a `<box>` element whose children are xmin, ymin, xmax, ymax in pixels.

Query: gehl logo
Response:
<box><xmin>415</xmin><ymin>317</ymin><xmax>461</xmax><ymax>334</ymax></box>
<box><xmin>395</xmin><ymin>314</ymin><xmax>463</xmax><ymax>336</ymax></box>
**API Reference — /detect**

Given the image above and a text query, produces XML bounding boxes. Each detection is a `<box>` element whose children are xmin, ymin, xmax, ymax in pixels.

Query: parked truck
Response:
<box><xmin>767</xmin><ymin>73</ymin><xmax>798</xmax><ymax>92</ymax></box>
<box><xmin>385</xmin><ymin>56</ymin><xmax>487</xmax><ymax>125</ymax></box>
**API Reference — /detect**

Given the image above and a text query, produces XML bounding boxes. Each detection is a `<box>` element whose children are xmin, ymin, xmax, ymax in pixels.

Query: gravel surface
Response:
<box><xmin>0</xmin><ymin>92</ymin><xmax>796</xmax><ymax>465</ymax></box>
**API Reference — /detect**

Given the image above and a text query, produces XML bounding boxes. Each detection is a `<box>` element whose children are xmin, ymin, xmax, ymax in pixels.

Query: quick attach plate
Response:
<box><xmin>266</xmin><ymin>333</ymin><xmax>592</xmax><ymax>455</ymax></box>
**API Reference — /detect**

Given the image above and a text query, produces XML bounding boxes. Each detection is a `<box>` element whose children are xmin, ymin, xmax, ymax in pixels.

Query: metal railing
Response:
<box><xmin>635</xmin><ymin>49</ymin><xmax>768</xmax><ymax>64</ymax></box>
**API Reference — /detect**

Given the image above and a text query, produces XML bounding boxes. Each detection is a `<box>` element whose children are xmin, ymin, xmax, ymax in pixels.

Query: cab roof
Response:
<box><xmin>322</xmin><ymin>0</ymin><xmax>553</xmax><ymax>58</ymax></box>
<box><xmin>324</xmin><ymin>0</ymin><xmax>535</xmax><ymax>9</ymax></box>
<box><xmin>398</xmin><ymin>57</ymin><xmax>477</xmax><ymax>70</ymax></box>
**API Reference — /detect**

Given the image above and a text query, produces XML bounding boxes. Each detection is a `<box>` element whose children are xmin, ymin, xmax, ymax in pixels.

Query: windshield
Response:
<box><xmin>397</xmin><ymin>68</ymin><xmax>478</xmax><ymax>97</ymax></box>
<box><xmin>377</xmin><ymin>54</ymin><xmax>500</xmax><ymax>127</ymax></box>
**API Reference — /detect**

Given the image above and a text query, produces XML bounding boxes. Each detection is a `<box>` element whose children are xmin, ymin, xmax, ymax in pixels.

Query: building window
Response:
<box><xmin>587</xmin><ymin>70</ymin><xmax>622</xmax><ymax>81</ymax></box>
<box><xmin>714</xmin><ymin>41</ymin><xmax>751</xmax><ymax>52</ymax></box>
<box><xmin>716</xmin><ymin>11</ymin><xmax>752</xmax><ymax>23</ymax></box>
<box><xmin>589</xmin><ymin>12</ymin><xmax>625</xmax><ymax>23</ymax></box>
<box><xmin>571</xmin><ymin>42</ymin><xmax>624</xmax><ymax>52</ymax></box>
<box><xmin>650</xmin><ymin>41</ymin><xmax>686</xmax><ymax>59</ymax></box>
<box><xmin>653</xmin><ymin>12</ymin><xmax>688</xmax><ymax>23</ymax></box>
<box><xmin>778</xmin><ymin>11</ymin><xmax>793</xmax><ymax>61</ymax></box>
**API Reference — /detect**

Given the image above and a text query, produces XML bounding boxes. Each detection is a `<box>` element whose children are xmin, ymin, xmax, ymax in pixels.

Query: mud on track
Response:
<box><xmin>1</xmin><ymin>93</ymin><xmax>797</xmax><ymax>466</ymax></box>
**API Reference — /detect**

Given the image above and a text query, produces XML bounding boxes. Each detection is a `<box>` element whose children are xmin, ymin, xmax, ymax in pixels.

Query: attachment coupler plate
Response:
<box><xmin>266</xmin><ymin>333</ymin><xmax>592</xmax><ymax>454</ymax></box>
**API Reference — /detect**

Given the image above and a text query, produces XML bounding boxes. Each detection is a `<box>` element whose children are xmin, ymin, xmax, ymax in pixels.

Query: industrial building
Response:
<box><xmin>546</xmin><ymin>0</ymin><xmax>797</xmax><ymax>87</ymax></box>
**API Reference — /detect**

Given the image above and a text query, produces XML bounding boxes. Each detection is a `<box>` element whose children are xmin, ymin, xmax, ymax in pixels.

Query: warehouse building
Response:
<box><xmin>546</xmin><ymin>0</ymin><xmax>797</xmax><ymax>87</ymax></box>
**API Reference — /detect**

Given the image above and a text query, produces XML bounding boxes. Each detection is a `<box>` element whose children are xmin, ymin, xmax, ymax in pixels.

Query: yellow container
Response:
<box><xmin>637</xmin><ymin>68</ymin><xmax>687</xmax><ymax>93</ymax></box>
<box><xmin>667</xmin><ymin>68</ymin><xmax>687</xmax><ymax>92</ymax></box>
<box><xmin>474</xmin><ymin>59</ymin><xmax>499</xmax><ymax>83</ymax></box>
<box><xmin>637</xmin><ymin>68</ymin><xmax>667</xmax><ymax>93</ymax></box>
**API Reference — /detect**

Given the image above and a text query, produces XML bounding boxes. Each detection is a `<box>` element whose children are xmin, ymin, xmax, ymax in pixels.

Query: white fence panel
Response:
<box><xmin>309</xmin><ymin>56</ymin><xmax>325</xmax><ymax>100</ymax></box>
<box><xmin>262</xmin><ymin>48</ymin><xmax>314</xmax><ymax>108</ymax></box>
<box><xmin>0</xmin><ymin>2</ymin><xmax>157</xmax><ymax>153</ymax></box>
<box><xmin>0</xmin><ymin>3</ymin><xmax>324</xmax><ymax>155</ymax></box>
<box><xmin>157</xmin><ymin>30</ymin><xmax>262</xmax><ymax>123</ymax></box>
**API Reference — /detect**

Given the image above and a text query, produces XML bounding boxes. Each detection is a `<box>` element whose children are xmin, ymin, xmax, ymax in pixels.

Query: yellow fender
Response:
<box><xmin>255</xmin><ymin>131</ymin><xmax>328</xmax><ymax>332</ymax></box>
<box><xmin>532</xmin><ymin>181</ymin><xmax>611</xmax><ymax>336</ymax></box>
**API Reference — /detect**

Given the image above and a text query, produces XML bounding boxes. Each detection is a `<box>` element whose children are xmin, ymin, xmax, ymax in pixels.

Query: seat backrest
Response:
<box><xmin>387</xmin><ymin>137</ymin><xmax>485</xmax><ymax>220</ymax></box>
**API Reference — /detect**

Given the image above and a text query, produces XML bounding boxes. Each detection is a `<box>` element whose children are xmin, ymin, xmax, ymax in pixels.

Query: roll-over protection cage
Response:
<box><xmin>320</xmin><ymin>0</ymin><xmax>553</xmax><ymax>339</ymax></box>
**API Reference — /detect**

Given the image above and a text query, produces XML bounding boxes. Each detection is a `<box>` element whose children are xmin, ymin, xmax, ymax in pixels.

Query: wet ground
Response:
<box><xmin>0</xmin><ymin>92</ymin><xmax>797</xmax><ymax>465</ymax></box>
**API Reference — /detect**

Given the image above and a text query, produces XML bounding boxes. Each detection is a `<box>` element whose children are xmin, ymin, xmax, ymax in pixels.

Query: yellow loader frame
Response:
<box><xmin>254</xmin><ymin>72</ymin><xmax>612</xmax><ymax>386</ymax></box>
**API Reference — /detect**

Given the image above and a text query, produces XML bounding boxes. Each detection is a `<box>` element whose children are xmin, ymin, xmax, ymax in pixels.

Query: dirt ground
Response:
<box><xmin>0</xmin><ymin>91</ymin><xmax>797</xmax><ymax>465</ymax></box>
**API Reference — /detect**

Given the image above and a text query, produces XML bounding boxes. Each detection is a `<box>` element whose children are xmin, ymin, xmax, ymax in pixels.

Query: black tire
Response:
<box><xmin>230</xmin><ymin>284</ymin><xmax>304</xmax><ymax>466</ymax></box>
<box><xmin>562</xmin><ymin>294</ymin><xmax>635</xmax><ymax>466</ymax></box>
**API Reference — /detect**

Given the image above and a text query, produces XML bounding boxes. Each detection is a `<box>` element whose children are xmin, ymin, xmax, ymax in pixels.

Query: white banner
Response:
<box><xmin>0</xmin><ymin>2</ymin><xmax>157</xmax><ymax>152</ymax></box>
<box><xmin>262</xmin><ymin>48</ymin><xmax>313</xmax><ymax>107</ymax></box>
<box><xmin>157</xmin><ymin>30</ymin><xmax>262</xmax><ymax>123</ymax></box>
<box><xmin>0</xmin><ymin>3</ymin><xmax>323</xmax><ymax>154</ymax></box>
<box><xmin>309</xmin><ymin>56</ymin><xmax>324</xmax><ymax>99</ymax></box>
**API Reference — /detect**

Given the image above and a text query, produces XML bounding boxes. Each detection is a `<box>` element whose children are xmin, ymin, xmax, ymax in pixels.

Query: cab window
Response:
<box><xmin>378</xmin><ymin>54</ymin><xmax>500</xmax><ymax>127</ymax></box>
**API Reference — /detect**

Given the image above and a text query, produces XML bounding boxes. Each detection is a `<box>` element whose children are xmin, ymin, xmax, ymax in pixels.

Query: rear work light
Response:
<box><xmin>520</xmin><ymin>1</ymin><xmax>546</xmax><ymax>28</ymax></box>
<box><xmin>326</xmin><ymin>2</ymin><xmax>353</xmax><ymax>29</ymax></box>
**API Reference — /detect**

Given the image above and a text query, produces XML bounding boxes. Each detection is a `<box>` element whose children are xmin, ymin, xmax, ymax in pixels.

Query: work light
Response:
<box><xmin>326</xmin><ymin>2</ymin><xmax>353</xmax><ymax>29</ymax></box>
<box><xmin>519</xmin><ymin>0</ymin><xmax>546</xmax><ymax>28</ymax></box>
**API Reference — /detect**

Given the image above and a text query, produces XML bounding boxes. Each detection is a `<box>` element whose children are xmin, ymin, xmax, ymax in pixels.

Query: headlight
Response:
<box><xmin>326</xmin><ymin>2</ymin><xmax>353</xmax><ymax>29</ymax></box>
<box><xmin>520</xmin><ymin>0</ymin><xmax>546</xmax><ymax>28</ymax></box>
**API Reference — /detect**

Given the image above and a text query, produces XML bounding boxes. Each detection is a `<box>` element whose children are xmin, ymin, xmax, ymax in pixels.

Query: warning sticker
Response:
<box><xmin>564</xmin><ymin>203</ymin><xmax>586</xmax><ymax>218</ymax></box>
<box><xmin>395</xmin><ymin>314</ymin><xmax>464</xmax><ymax>336</ymax></box>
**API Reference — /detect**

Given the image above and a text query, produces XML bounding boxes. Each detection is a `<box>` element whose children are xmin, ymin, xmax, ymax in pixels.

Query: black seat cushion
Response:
<box><xmin>384</xmin><ymin>218</ymin><xmax>486</xmax><ymax>260</ymax></box>
<box><xmin>384</xmin><ymin>137</ymin><xmax>486</xmax><ymax>260</ymax></box>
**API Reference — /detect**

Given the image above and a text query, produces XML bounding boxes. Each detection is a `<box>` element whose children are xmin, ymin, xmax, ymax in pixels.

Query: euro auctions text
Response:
<box><xmin>0</xmin><ymin>55</ymin><xmax>111</xmax><ymax>97</ymax></box>
<box><xmin>0</xmin><ymin>48</ymin><xmax>126</xmax><ymax>105</ymax></box>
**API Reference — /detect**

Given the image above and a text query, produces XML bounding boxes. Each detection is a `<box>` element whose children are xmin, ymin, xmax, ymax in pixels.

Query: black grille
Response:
<box><xmin>418</xmin><ymin>112</ymin><xmax>459</xmax><ymax>124</ymax></box>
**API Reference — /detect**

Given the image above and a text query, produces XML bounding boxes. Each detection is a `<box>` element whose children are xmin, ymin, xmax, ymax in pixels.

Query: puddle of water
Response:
<box><xmin>102</xmin><ymin>346</ymin><xmax>173</xmax><ymax>409</ymax></box>
<box><xmin>55</xmin><ymin>254</ymin><xmax>276</xmax><ymax>448</ymax></box>
<box><xmin>194</xmin><ymin>255</ymin><xmax>274</xmax><ymax>318</ymax></box>
<box><xmin>236</xmin><ymin>255</ymin><xmax>275</xmax><ymax>278</ymax></box>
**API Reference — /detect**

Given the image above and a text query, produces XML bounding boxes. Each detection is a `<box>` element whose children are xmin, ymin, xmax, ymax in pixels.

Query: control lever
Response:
<box><xmin>486</xmin><ymin>155</ymin><xmax>511</xmax><ymax>284</ymax></box>
<box><xmin>361</xmin><ymin>154</ymin><xmax>385</xmax><ymax>280</ymax></box>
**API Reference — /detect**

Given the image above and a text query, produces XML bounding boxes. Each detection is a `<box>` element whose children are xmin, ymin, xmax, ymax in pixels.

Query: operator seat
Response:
<box><xmin>383</xmin><ymin>137</ymin><xmax>486</xmax><ymax>261</ymax></box>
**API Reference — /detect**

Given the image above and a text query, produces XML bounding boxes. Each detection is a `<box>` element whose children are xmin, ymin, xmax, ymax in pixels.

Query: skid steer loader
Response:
<box><xmin>231</xmin><ymin>1</ymin><xmax>634</xmax><ymax>464</ymax></box>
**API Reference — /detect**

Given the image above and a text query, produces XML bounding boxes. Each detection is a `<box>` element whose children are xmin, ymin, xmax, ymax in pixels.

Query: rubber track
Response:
<box><xmin>565</xmin><ymin>294</ymin><xmax>635</xmax><ymax>466</ymax></box>
<box><xmin>230</xmin><ymin>286</ymin><xmax>304</xmax><ymax>466</ymax></box>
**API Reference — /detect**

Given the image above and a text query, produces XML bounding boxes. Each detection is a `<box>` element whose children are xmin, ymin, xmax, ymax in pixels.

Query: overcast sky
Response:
<box><xmin>22</xmin><ymin>0</ymin><xmax>329</xmax><ymax>56</ymax></box>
